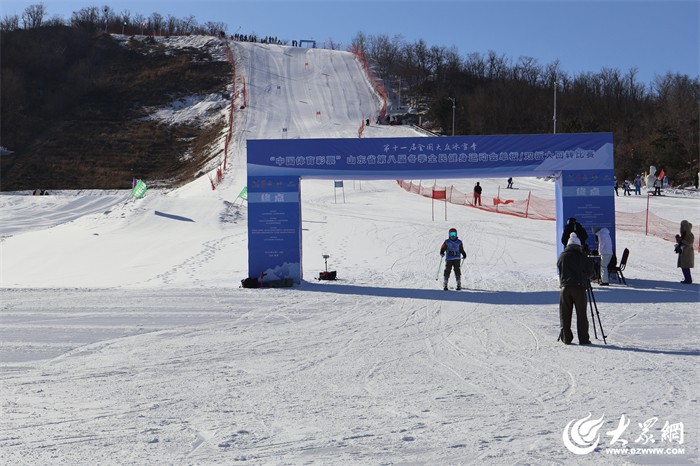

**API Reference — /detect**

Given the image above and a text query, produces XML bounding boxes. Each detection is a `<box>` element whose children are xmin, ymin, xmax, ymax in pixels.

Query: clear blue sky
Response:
<box><xmin>3</xmin><ymin>0</ymin><xmax>698</xmax><ymax>86</ymax></box>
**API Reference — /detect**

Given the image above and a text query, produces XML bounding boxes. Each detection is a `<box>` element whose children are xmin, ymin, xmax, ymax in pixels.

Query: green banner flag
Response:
<box><xmin>238</xmin><ymin>187</ymin><xmax>248</xmax><ymax>200</ymax></box>
<box><xmin>131</xmin><ymin>179</ymin><xmax>147</xmax><ymax>199</ymax></box>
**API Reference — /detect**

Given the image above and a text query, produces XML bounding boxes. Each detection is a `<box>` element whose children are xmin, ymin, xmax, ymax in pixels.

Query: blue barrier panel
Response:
<box><xmin>248</xmin><ymin>176</ymin><xmax>302</xmax><ymax>282</ymax></box>
<box><xmin>247</xmin><ymin>133</ymin><xmax>614</xmax><ymax>282</ymax></box>
<box><xmin>555</xmin><ymin>169</ymin><xmax>616</xmax><ymax>255</ymax></box>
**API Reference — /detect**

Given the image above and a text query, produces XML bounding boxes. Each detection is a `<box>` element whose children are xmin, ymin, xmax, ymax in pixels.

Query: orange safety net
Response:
<box><xmin>209</xmin><ymin>38</ymin><xmax>241</xmax><ymax>190</ymax></box>
<box><xmin>397</xmin><ymin>180</ymin><xmax>555</xmax><ymax>221</ymax></box>
<box><xmin>350</xmin><ymin>45</ymin><xmax>388</xmax><ymax>119</ymax></box>
<box><xmin>397</xmin><ymin>180</ymin><xmax>699</xmax><ymax>249</ymax></box>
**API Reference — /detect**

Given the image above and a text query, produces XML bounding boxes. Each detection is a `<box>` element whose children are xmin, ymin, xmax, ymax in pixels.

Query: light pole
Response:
<box><xmin>448</xmin><ymin>97</ymin><xmax>456</xmax><ymax>136</ymax></box>
<box><xmin>553</xmin><ymin>78</ymin><xmax>558</xmax><ymax>134</ymax></box>
<box><xmin>397</xmin><ymin>77</ymin><xmax>401</xmax><ymax>111</ymax></box>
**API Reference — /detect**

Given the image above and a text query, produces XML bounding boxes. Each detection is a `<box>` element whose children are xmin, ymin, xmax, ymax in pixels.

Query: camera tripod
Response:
<box><xmin>557</xmin><ymin>281</ymin><xmax>608</xmax><ymax>345</ymax></box>
<box><xmin>586</xmin><ymin>280</ymin><xmax>608</xmax><ymax>344</ymax></box>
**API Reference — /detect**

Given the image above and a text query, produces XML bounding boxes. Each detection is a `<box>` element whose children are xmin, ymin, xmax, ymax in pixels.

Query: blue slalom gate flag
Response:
<box><xmin>334</xmin><ymin>181</ymin><xmax>343</xmax><ymax>188</ymax></box>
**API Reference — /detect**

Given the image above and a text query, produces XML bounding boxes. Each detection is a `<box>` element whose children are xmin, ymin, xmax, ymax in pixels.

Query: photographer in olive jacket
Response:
<box><xmin>557</xmin><ymin>233</ymin><xmax>596</xmax><ymax>345</ymax></box>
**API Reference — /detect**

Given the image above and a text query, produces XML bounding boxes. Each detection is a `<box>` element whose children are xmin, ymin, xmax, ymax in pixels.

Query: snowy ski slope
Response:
<box><xmin>1</xmin><ymin>38</ymin><xmax>698</xmax><ymax>465</ymax></box>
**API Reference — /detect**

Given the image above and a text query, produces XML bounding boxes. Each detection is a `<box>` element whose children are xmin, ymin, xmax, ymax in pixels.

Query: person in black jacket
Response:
<box><xmin>557</xmin><ymin>233</ymin><xmax>595</xmax><ymax>345</ymax></box>
<box><xmin>561</xmin><ymin>217</ymin><xmax>589</xmax><ymax>252</ymax></box>
<box><xmin>473</xmin><ymin>182</ymin><xmax>482</xmax><ymax>206</ymax></box>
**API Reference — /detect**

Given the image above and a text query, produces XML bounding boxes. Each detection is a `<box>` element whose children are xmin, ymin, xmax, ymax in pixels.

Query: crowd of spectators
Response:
<box><xmin>231</xmin><ymin>33</ymin><xmax>285</xmax><ymax>45</ymax></box>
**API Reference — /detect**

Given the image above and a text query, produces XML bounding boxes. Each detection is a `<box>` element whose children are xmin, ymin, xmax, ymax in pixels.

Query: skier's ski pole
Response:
<box><xmin>435</xmin><ymin>256</ymin><xmax>443</xmax><ymax>280</ymax></box>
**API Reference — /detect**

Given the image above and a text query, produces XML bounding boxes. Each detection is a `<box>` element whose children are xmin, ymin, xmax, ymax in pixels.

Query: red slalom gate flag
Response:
<box><xmin>493</xmin><ymin>197</ymin><xmax>514</xmax><ymax>205</ymax></box>
<box><xmin>433</xmin><ymin>189</ymin><xmax>446</xmax><ymax>200</ymax></box>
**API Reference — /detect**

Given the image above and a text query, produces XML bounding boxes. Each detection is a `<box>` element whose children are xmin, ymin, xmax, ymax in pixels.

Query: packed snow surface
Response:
<box><xmin>1</xmin><ymin>38</ymin><xmax>698</xmax><ymax>465</ymax></box>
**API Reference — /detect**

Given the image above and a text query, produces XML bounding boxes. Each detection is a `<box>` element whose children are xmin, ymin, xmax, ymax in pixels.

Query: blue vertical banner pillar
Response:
<box><xmin>247</xmin><ymin>176</ymin><xmax>302</xmax><ymax>282</ymax></box>
<box><xmin>556</xmin><ymin>169</ymin><xmax>616</xmax><ymax>255</ymax></box>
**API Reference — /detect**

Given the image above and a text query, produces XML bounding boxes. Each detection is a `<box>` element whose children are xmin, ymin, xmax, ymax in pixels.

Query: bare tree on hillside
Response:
<box><xmin>101</xmin><ymin>5</ymin><xmax>116</xmax><ymax>32</ymax></box>
<box><xmin>443</xmin><ymin>46</ymin><xmax>462</xmax><ymax>80</ymax></box>
<box><xmin>203</xmin><ymin>21</ymin><xmax>226</xmax><ymax>36</ymax></box>
<box><xmin>428</xmin><ymin>45</ymin><xmax>446</xmax><ymax>87</ymax></box>
<box><xmin>651</xmin><ymin>73</ymin><xmax>700</xmax><ymax>179</ymax></box>
<box><xmin>22</xmin><ymin>3</ymin><xmax>46</xmax><ymax>29</ymax></box>
<box><xmin>486</xmin><ymin>50</ymin><xmax>510</xmax><ymax>80</ymax></box>
<box><xmin>350</xmin><ymin>31</ymin><xmax>369</xmax><ymax>55</ymax></box>
<box><xmin>71</xmin><ymin>6</ymin><xmax>100</xmax><ymax>30</ymax></box>
<box><xmin>514</xmin><ymin>56</ymin><xmax>542</xmax><ymax>87</ymax></box>
<box><xmin>44</xmin><ymin>15</ymin><xmax>65</xmax><ymax>27</ymax></box>
<box><xmin>325</xmin><ymin>38</ymin><xmax>342</xmax><ymax>50</ymax></box>
<box><xmin>120</xmin><ymin>9</ymin><xmax>131</xmax><ymax>26</ymax></box>
<box><xmin>118</xmin><ymin>9</ymin><xmax>131</xmax><ymax>34</ymax></box>
<box><xmin>181</xmin><ymin>15</ymin><xmax>197</xmax><ymax>35</ymax></box>
<box><xmin>544</xmin><ymin>60</ymin><xmax>562</xmax><ymax>85</ymax></box>
<box><xmin>367</xmin><ymin>34</ymin><xmax>402</xmax><ymax>77</ymax></box>
<box><xmin>132</xmin><ymin>13</ymin><xmax>146</xmax><ymax>33</ymax></box>
<box><xmin>150</xmin><ymin>12</ymin><xmax>164</xmax><ymax>35</ymax></box>
<box><xmin>406</xmin><ymin>39</ymin><xmax>431</xmax><ymax>87</ymax></box>
<box><xmin>165</xmin><ymin>14</ymin><xmax>178</xmax><ymax>35</ymax></box>
<box><xmin>1</xmin><ymin>14</ymin><xmax>20</xmax><ymax>31</ymax></box>
<box><xmin>464</xmin><ymin>52</ymin><xmax>487</xmax><ymax>80</ymax></box>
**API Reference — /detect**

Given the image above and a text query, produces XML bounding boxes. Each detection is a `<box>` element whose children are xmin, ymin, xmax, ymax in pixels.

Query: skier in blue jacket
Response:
<box><xmin>440</xmin><ymin>228</ymin><xmax>467</xmax><ymax>290</ymax></box>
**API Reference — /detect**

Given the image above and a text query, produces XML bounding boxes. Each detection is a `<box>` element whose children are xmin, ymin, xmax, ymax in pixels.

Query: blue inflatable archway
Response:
<box><xmin>247</xmin><ymin>132</ymin><xmax>614</xmax><ymax>282</ymax></box>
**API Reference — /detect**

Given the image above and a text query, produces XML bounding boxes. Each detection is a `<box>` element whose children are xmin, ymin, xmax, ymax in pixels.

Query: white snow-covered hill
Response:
<box><xmin>1</xmin><ymin>37</ymin><xmax>698</xmax><ymax>465</ymax></box>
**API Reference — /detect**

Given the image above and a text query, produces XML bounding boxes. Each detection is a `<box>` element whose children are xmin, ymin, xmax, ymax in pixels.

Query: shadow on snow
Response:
<box><xmin>298</xmin><ymin>279</ymin><xmax>699</xmax><ymax>305</ymax></box>
<box><xmin>154</xmin><ymin>211</ymin><xmax>195</xmax><ymax>222</ymax></box>
<box><xmin>588</xmin><ymin>344</ymin><xmax>699</xmax><ymax>357</ymax></box>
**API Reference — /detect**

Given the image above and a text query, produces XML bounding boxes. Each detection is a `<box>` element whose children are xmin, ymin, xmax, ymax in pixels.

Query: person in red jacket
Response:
<box><xmin>440</xmin><ymin>228</ymin><xmax>467</xmax><ymax>290</ymax></box>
